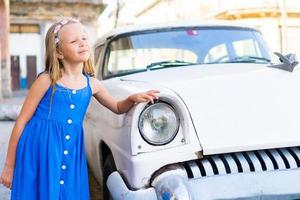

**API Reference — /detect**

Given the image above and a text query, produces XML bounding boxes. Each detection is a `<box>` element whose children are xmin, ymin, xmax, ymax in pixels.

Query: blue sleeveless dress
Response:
<box><xmin>11</xmin><ymin>74</ymin><xmax>92</xmax><ymax>200</ymax></box>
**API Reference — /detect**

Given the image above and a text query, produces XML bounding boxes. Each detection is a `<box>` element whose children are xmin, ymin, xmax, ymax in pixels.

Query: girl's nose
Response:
<box><xmin>79</xmin><ymin>41</ymin><xmax>85</xmax><ymax>47</ymax></box>
<box><xmin>79</xmin><ymin>39</ymin><xmax>87</xmax><ymax>47</ymax></box>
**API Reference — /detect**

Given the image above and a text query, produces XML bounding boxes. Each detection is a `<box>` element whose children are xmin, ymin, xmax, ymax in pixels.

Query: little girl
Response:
<box><xmin>0</xmin><ymin>17</ymin><xmax>159</xmax><ymax>199</ymax></box>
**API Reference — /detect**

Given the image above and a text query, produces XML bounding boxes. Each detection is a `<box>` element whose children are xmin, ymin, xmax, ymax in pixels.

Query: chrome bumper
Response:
<box><xmin>107</xmin><ymin>171</ymin><xmax>157</xmax><ymax>200</ymax></box>
<box><xmin>107</xmin><ymin>168</ymin><xmax>300</xmax><ymax>200</ymax></box>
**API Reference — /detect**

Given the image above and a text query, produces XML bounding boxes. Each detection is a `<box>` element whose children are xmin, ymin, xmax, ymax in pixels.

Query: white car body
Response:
<box><xmin>84</xmin><ymin>21</ymin><xmax>300</xmax><ymax>200</ymax></box>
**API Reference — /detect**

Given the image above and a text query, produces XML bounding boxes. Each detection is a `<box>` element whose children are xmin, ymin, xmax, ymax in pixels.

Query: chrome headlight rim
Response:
<box><xmin>138</xmin><ymin>101</ymin><xmax>180</xmax><ymax>146</ymax></box>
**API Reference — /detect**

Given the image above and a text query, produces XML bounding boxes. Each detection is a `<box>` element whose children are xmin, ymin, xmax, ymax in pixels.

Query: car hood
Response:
<box><xmin>121</xmin><ymin>63</ymin><xmax>300</xmax><ymax>155</ymax></box>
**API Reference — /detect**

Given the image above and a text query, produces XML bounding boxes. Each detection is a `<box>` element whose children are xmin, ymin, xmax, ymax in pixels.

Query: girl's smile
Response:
<box><xmin>78</xmin><ymin>49</ymin><xmax>89</xmax><ymax>54</ymax></box>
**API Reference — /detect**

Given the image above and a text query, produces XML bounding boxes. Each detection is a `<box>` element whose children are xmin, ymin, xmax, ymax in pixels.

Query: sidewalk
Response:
<box><xmin>0</xmin><ymin>90</ymin><xmax>27</xmax><ymax>121</ymax></box>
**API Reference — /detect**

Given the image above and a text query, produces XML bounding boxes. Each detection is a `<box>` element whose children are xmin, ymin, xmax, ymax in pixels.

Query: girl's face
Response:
<box><xmin>58</xmin><ymin>23</ymin><xmax>90</xmax><ymax>64</ymax></box>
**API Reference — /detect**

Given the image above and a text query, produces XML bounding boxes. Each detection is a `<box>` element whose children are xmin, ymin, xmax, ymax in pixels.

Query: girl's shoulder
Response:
<box><xmin>25</xmin><ymin>72</ymin><xmax>52</xmax><ymax>102</ymax></box>
<box><xmin>89</xmin><ymin>76</ymin><xmax>105</xmax><ymax>95</ymax></box>
<box><xmin>89</xmin><ymin>76</ymin><xmax>98</xmax><ymax>82</ymax></box>
<box><xmin>90</xmin><ymin>76</ymin><xmax>105</xmax><ymax>85</ymax></box>
<box><xmin>34</xmin><ymin>72</ymin><xmax>52</xmax><ymax>91</ymax></box>
<box><xmin>37</xmin><ymin>71</ymin><xmax>50</xmax><ymax>79</ymax></box>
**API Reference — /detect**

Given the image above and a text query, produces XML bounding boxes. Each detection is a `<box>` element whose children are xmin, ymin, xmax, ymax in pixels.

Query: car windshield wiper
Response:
<box><xmin>146</xmin><ymin>60</ymin><xmax>198</xmax><ymax>70</ymax></box>
<box><xmin>225</xmin><ymin>56</ymin><xmax>271</xmax><ymax>63</ymax></box>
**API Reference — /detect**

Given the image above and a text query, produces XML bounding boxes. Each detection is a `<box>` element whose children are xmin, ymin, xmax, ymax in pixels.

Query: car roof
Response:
<box><xmin>94</xmin><ymin>20</ymin><xmax>259</xmax><ymax>46</ymax></box>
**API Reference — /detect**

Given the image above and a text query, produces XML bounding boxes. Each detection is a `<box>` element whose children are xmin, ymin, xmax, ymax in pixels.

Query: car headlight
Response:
<box><xmin>138</xmin><ymin>102</ymin><xmax>180</xmax><ymax>145</ymax></box>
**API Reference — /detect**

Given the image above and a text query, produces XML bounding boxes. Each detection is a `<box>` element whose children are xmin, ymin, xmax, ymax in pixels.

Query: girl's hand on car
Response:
<box><xmin>129</xmin><ymin>90</ymin><xmax>160</xmax><ymax>104</ymax></box>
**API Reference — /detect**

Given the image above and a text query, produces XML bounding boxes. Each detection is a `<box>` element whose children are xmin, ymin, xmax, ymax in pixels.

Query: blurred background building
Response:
<box><xmin>1</xmin><ymin>0</ymin><xmax>300</xmax><ymax>98</ymax></box>
<box><xmin>98</xmin><ymin>0</ymin><xmax>300</xmax><ymax>56</ymax></box>
<box><xmin>0</xmin><ymin>0</ymin><xmax>103</xmax><ymax>98</ymax></box>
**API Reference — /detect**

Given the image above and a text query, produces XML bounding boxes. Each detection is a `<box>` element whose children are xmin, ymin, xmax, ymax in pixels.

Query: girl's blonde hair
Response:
<box><xmin>44</xmin><ymin>17</ymin><xmax>95</xmax><ymax>83</ymax></box>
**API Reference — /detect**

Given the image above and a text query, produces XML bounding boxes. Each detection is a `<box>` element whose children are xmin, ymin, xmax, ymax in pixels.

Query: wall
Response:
<box><xmin>0</xmin><ymin>0</ymin><xmax>11</xmax><ymax>97</ymax></box>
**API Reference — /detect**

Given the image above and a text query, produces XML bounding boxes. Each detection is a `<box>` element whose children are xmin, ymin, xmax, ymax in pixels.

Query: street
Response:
<box><xmin>0</xmin><ymin>121</ymin><xmax>101</xmax><ymax>200</ymax></box>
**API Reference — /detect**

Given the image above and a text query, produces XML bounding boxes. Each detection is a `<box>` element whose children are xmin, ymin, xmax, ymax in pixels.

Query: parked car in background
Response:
<box><xmin>84</xmin><ymin>21</ymin><xmax>300</xmax><ymax>200</ymax></box>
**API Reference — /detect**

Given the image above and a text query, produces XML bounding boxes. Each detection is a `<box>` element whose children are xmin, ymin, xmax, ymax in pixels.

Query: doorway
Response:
<box><xmin>10</xmin><ymin>55</ymin><xmax>20</xmax><ymax>90</ymax></box>
<box><xmin>26</xmin><ymin>55</ymin><xmax>37</xmax><ymax>89</ymax></box>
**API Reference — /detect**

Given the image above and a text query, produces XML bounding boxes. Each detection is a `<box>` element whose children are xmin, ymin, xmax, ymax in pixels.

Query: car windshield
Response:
<box><xmin>104</xmin><ymin>27</ymin><xmax>272</xmax><ymax>78</ymax></box>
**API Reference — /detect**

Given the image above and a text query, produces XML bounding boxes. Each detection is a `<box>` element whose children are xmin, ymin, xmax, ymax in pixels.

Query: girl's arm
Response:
<box><xmin>0</xmin><ymin>73</ymin><xmax>51</xmax><ymax>188</ymax></box>
<box><xmin>90</xmin><ymin>77</ymin><xmax>159</xmax><ymax>114</ymax></box>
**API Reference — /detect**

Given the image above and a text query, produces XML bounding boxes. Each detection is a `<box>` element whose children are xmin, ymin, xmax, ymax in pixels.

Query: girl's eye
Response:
<box><xmin>71</xmin><ymin>40</ymin><xmax>77</xmax><ymax>43</ymax></box>
<box><xmin>82</xmin><ymin>37</ymin><xmax>87</xmax><ymax>41</ymax></box>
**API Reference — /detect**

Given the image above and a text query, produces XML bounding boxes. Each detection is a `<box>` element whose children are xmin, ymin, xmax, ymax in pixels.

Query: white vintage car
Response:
<box><xmin>84</xmin><ymin>21</ymin><xmax>300</xmax><ymax>200</ymax></box>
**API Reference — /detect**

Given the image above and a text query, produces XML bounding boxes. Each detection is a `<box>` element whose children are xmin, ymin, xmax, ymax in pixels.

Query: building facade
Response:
<box><xmin>4</xmin><ymin>0</ymin><xmax>104</xmax><ymax>95</ymax></box>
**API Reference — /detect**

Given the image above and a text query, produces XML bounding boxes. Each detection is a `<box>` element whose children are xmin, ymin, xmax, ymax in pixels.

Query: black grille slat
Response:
<box><xmin>242</xmin><ymin>152</ymin><xmax>255</xmax><ymax>172</ymax></box>
<box><xmin>230</xmin><ymin>153</ymin><xmax>243</xmax><ymax>173</ymax></box>
<box><xmin>195</xmin><ymin>159</ymin><xmax>206</xmax><ymax>177</ymax></box>
<box><xmin>219</xmin><ymin>154</ymin><xmax>231</xmax><ymax>173</ymax></box>
<box><xmin>287</xmin><ymin>147</ymin><xmax>300</xmax><ymax>167</ymax></box>
<box><xmin>265</xmin><ymin>149</ymin><xmax>279</xmax><ymax>170</ymax></box>
<box><xmin>277</xmin><ymin>149</ymin><xmax>291</xmax><ymax>169</ymax></box>
<box><xmin>207</xmin><ymin>157</ymin><xmax>219</xmax><ymax>175</ymax></box>
<box><xmin>254</xmin><ymin>151</ymin><xmax>267</xmax><ymax>171</ymax></box>
<box><xmin>183</xmin><ymin>162</ymin><xmax>194</xmax><ymax>178</ymax></box>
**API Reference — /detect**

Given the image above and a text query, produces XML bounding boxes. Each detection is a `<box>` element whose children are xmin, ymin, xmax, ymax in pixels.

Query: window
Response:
<box><xmin>204</xmin><ymin>44</ymin><xmax>228</xmax><ymax>63</ymax></box>
<box><xmin>107</xmin><ymin>48</ymin><xmax>197</xmax><ymax>75</ymax></box>
<box><xmin>233</xmin><ymin>39</ymin><xmax>262</xmax><ymax>57</ymax></box>
<box><xmin>94</xmin><ymin>45</ymin><xmax>104</xmax><ymax>79</ymax></box>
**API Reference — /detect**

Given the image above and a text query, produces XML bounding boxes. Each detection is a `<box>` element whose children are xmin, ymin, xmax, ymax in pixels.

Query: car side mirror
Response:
<box><xmin>268</xmin><ymin>52</ymin><xmax>298</xmax><ymax>72</ymax></box>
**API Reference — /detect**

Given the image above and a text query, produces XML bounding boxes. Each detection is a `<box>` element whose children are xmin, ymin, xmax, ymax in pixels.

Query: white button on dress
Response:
<box><xmin>67</xmin><ymin>119</ymin><xmax>72</xmax><ymax>124</ymax></box>
<box><xmin>61</xmin><ymin>165</ymin><xmax>66</xmax><ymax>170</ymax></box>
<box><xmin>64</xmin><ymin>150</ymin><xmax>68</xmax><ymax>155</ymax></box>
<box><xmin>66</xmin><ymin>135</ymin><xmax>70</xmax><ymax>140</ymax></box>
<box><xmin>72</xmin><ymin>90</ymin><xmax>76</xmax><ymax>94</ymax></box>
<box><xmin>60</xmin><ymin>180</ymin><xmax>64</xmax><ymax>185</ymax></box>
<box><xmin>70</xmin><ymin>104</ymin><xmax>75</xmax><ymax>109</ymax></box>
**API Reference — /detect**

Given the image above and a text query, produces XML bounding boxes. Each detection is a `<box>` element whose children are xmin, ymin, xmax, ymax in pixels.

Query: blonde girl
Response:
<box><xmin>0</xmin><ymin>17</ymin><xmax>159</xmax><ymax>200</ymax></box>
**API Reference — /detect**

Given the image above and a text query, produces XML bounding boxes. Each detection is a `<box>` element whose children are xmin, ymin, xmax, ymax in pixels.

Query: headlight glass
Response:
<box><xmin>138</xmin><ymin>102</ymin><xmax>179</xmax><ymax>145</ymax></box>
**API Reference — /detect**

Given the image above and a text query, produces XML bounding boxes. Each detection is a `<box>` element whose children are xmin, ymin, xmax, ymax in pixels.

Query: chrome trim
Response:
<box><xmin>183</xmin><ymin>147</ymin><xmax>300</xmax><ymax>179</ymax></box>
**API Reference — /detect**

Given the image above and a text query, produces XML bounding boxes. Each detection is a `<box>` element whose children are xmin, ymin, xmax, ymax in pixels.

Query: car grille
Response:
<box><xmin>182</xmin><ymin>147</ymin><xmax>300</xmax><ymax>179</ymax></box>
